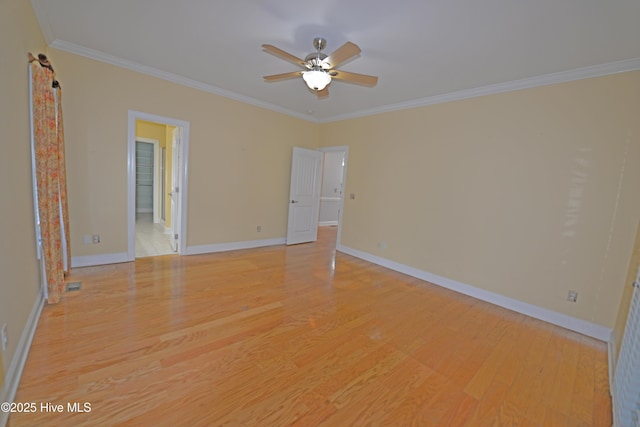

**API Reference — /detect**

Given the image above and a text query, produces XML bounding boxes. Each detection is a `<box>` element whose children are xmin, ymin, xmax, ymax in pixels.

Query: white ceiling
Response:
<box><xmin>31</xmin><ymin>0</ymin><xmax>640</xmax><ymax>122</ymax></box>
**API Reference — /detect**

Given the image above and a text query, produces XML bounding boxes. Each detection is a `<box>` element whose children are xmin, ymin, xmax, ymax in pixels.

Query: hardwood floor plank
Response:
<box><xmin>464</xmin><ymin>320</ymin><xmax>519</xmax><ymax>399</ymax></box>
<box><xmin>464</xmin><ymin>381</ymin><xmax>510</xmax><ymax>426</ymax></box>
<box><xmin>9</xmin><ymin>227</ymin><xmax>611</xmax><ymax>426</ymax></box>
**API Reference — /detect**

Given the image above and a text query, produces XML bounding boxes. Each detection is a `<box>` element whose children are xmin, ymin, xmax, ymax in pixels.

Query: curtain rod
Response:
<box><xmin>28</xmin><ymin>52</ymin><xmax>60</xmax><ymax>88</ymax></box>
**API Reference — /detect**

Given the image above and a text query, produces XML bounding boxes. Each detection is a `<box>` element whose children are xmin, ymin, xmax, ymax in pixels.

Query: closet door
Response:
<box><xmin>135</xmin><ymin>141</ymin><xmax>154</xmax><ymax>214</ymax></box>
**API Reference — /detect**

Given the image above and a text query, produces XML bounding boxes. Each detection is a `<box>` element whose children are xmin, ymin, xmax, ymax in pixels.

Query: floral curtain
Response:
<box><xmin>30</xmin><ymin>53</ymin><xmax>71</xmax><ymax>304</ymax></box>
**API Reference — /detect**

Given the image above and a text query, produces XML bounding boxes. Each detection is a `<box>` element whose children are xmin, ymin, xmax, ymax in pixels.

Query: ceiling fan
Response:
<box><xmin>262</xmin><ymin>37</ymin><xmax>378</xmax><ymax>98</ymax></box>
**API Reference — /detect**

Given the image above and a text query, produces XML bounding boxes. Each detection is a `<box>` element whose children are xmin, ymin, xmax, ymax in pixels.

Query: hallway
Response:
<box><xmin>135</xmin><ymin>213</ymin><xmax>174</xmax><ymax>257</ymax></box>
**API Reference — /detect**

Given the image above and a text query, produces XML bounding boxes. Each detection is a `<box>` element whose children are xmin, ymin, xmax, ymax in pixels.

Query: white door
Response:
<box><xmin>170</xmin><ymin>128</ymin><xmax>181</xmax><ymax>252</ymax></box>
<box><xmin>286</xmin><ymin>147</ymin><xmax>323</xmax><ymax>245</ymax></box>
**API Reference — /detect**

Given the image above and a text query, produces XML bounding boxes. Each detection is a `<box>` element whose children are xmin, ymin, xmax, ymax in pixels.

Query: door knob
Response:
<box><xmin>291</xmin><ymin>200</ymin><xmax>299</xmax><ymax>204</ymax></box>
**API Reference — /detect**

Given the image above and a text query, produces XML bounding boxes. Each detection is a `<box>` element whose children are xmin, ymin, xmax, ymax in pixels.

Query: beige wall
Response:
<box><xmin>322</xmin><ymin>71</ymin><xmax>640</xmax><ymax>328</ymax></box>
<box><xmin>0</xmin><ymin>0</ymin><xmax>47</xmax><ymax>384</ymax></box>
<box><xmin>51</xmin><ymin>48</ymin><xmax>319</xmax><ymax>257</ymax></box>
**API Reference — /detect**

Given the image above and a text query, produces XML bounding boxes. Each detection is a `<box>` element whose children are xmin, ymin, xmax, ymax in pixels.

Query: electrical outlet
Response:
<box><xmin>92</xmin><ymin>234</ymin><xmax>100</xmax><ymax>244</ymax></box>
<box><xmin>567</xmin><ymin>290</ymin><xmax>578</xmax><ymax>302</ymax></box>
<box><xmin>1</xmin><ymin>324</ymin><xmax>7</xmax><ymax>351</ymax></box>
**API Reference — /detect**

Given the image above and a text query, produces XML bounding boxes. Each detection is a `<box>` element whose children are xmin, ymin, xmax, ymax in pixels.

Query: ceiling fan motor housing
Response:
<box><xmin>306</xmin><ymin>37</ymin><xmax>329</xmax><ymax>69</ymax></box>
<box><xmin>304</xmin><ymin>52</ymin><xmax>328</xmax><ymax>69</ymax></box>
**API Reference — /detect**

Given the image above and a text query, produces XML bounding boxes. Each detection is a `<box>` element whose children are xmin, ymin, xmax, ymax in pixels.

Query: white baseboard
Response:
<box><xmin>608</xmin><ymin>337</ymin><xmax>619</xmax><ymax>426</ymax></box>
<box><xmin>70</xmin><ymin>237</ymin><xmax>288</xmax><ymax>267</ymax></box>
<box><xmin>186</xmin><ymin>238</ymin><xmax>286</xmax><ymax>255</ymax></box>
<box><xmin>337</xmin><ymin>244</ymin><xmax>613</xmax><ymax>342</ymax></box>
<box><xmin>608</xmin><ymin>337</ymin><xmax>617</xmax><ymax>391</ymax></box>
<box><xmin>319</xmin><ymin>221</ymin><xmax>339</xmax><ymax>226</ymax></box>
<box><xmin>0</xmin><ymin>292</ymin><xmax>44</xmax><ymax>427</ymax></box>
<box><xmin>71</xmin><ymin>252</ymin><xmax>130</xmax><ymax>268</ymax></box>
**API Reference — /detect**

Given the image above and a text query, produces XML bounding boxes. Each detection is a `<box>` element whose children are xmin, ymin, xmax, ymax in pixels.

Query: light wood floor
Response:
<box><xmin>11</xmin><ymin>227</ymin><xmax>611</xmax><ymax>426</ymax></box>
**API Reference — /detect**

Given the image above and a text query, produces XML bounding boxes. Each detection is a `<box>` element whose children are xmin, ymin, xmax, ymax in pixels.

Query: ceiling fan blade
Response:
<box><xmin>316</xmin><ymin>87</ymin><xmax>329</xmax><ymax>99</ymax></box>
<box><xmin>263</xmin><ymin>71</ymin><xmax>303</xmax><ymax>82</ymax></box>
<box><xmin>262</xmin><ymin>44</ymin><xmax>307</xmax><ymax>68</ymax></box>
<box><xmin>330</xmin><ymin>70</ymin><xmax>378</xmax><ymax>87</ymax></box>
<box><xmin>323</xmin><ymin>42</ymin><xmax>361</xmax><ymax>69</ymax></box>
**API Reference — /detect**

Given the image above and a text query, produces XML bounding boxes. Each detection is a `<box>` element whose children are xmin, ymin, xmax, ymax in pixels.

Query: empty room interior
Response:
<box><xmin>2</xmin><ymin>1</ymin><xmax>640</xmax><ymax>426</ymax></box>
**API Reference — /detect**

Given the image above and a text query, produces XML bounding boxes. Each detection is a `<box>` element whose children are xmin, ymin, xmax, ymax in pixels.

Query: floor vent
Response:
<box><xmin>65</xmin><ymin>281</ymin><xmax>82</xmax><ymax>292</ymax></box>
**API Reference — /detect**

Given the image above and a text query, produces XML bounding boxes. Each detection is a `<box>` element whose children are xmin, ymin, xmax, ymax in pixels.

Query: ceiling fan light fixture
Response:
<box><xmin>263</xmin><ymin>38</ymin><xmax>376</xmax><ymax>97</ymax></box>
<box><xmin>302</xmin><ymin>70</ymin><xmax>331</xmax><ymax>90</ymax></box>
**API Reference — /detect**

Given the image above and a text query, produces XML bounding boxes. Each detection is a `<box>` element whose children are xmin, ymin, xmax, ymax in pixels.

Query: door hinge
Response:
<box><xmin>174</xmin><ymin>234</ymin><xmax>178</xmax><ymax>240</ymax></box>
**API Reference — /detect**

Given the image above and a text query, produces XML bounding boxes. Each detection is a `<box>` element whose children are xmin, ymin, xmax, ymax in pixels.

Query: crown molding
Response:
<box><xmin>320</xmin><ymin>57</ymin><xmax>640</xmax><ymax>123</ymax></box>
<box><xmin>48</xmin><ymin>40</ymin><xmax>318</xmax><ymax>123</ymax></box>
<box><xmin>47</xmin><ymin>38</ymin><xmax>640</xmax><ymax>124</ymax></box>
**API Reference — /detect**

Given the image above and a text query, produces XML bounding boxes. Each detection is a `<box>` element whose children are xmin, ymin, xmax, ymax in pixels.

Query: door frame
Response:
<box><xmin>169</xmin><ymin>127</ymin><xmax>181</xmax><ymax>252</ymax></box>
<box><xmin>127</xmin><ymin>110</ymin><xmax>190</xmax><ymax>259</ymax></box>
<box><xmin>317</xmin><ymin>146</ymin><xmax>348</xmax><ymax>246</ymax></box>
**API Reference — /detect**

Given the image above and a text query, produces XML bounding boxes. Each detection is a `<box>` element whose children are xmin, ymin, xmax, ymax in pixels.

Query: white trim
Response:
<box><xmin>71</xmin><ymin>252</ymin><xmax>129</xmax><ymax>268</ymax></box>
<box><xmin>28</xmin><ymin>64</ymin><xmax>41</xmax><ymax>261</ymax></box>
<box><xmin>153</xmin><ymin>140</ymin><xmax>161</xmax><ymax>224</ymax></box>
<box><xmin>134</xmin><ymin>137</ymin><xmax>158</xmax><ymax>143</ymax></box>
<box><xmin>608</xmin><ymin>337</ymin><xmax>617</xmax><ymax>424</ymax></box>
<box><xmin>612</xmin><ymin>395</ymin><xmax>620</xmax><ymax>427</ymax></box>
<box><xmin>48</xmin><ymin>40</ymin><xmax>640</xmax><ymax>124</ymax></box>
<box><xmin>50</xmin><ymin>40</ymin><xmax>313</xmax><ymax>122</ymax></box>
<box><xmin>319</xmin><ymin>221</ymin><xmax>339</xmax><ymax>227</ymax></box>
<box><xmin>135</xmin><ymin>137</ymin><xmax>162</xmax><ymax>224</ymax></box>
<box><xmin>186</xmin><ymin>238</ymin><xmax>286</xmax><ymax>256</ymax></box>
<box><xmin>320</xmin><ymin>58</ymin><xmax>640</xmax><ymax>123</ymax></box>
<box><xmin>337</xmin><ymin>244</ymin><xmax>613</xmax><ymax>341</ymax></box>
<box><xmin>0</xmin><ymin>291</ymin><xmax>44</xmax><ymax>427</ymax></box>
<box><xmin>128</xmin><ymin>111</ymin><xmax>190</xmax><ymax>260</ymax></box>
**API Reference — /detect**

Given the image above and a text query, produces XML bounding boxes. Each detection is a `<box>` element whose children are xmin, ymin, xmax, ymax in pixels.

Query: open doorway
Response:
<box><xmin>285</xmin><ymin>146</ymin><xmax>348</xmax><ymax>247</ymax></box>
<box><xmin>127</xmin><ymin>111</ymin><xmax>190</xmax><ymax>260</ymax></box>
<box><xmin>134</xmin><ymin>134</ymin><xmax>172</xmax><ymax>257</ymax></box>
<box><xmin>318</xmin><ymin>146</ymin><xmax>348</xmax><ymax>248</ymax></box>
